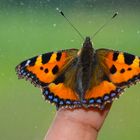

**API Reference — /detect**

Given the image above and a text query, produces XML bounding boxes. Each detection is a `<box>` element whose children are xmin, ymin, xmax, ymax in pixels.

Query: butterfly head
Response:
<box><xmin>83</xmin><ymin>37</ymin><xmax>93</xmax><ymax>49</ymax></box>
<box><xmin>85</xmin><ymin>36</ymin><xmax>90</xmax><ymax>42</ymax></box>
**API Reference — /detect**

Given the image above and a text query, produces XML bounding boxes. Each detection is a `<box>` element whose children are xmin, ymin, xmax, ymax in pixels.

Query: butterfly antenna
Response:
<box><xmin>56</xmin><ymin>8</ymin><xmax>84</xmax><ymax>40</ymax></box>
<box><xmin>91</xmin><ymin>12</ymin><xmax>118</xmax><ymax>39</ymax></box>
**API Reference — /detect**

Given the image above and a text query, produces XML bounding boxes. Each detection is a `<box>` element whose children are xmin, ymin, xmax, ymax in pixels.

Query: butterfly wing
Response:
<box><xmin>16</xmin><ymin>49</ymin><xmax>82</xmax><ymax>109</ymax></box>
<box><xmin>96</xmin><ymin>49</ymin><xmax>140</xmax><ymax>86</ymax></box>
<box><xmin>84</xmin><ymin>49</ymin><xmax>140</xmax><ymax>109</ymax></box>
<box><xmin>16</xmin><ymin>49</ymin><xmax>78</xmax><ymax>87</ymax></box>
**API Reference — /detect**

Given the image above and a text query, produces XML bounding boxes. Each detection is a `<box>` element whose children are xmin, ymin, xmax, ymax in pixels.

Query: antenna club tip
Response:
<box><xmin>115</xmin><ymin>11</ymin><xmax>119</xmax><ymax>16</ymax></box>
<box><xmin>112</xmin><ymin>12</ymin><xmax>118</xmax><ymax>18</ymax></box>
<box><xmin>56</xmin><ymin>7</ymin><xmax>61</xmax><ymax>13</ymax></box>
<box><xmin>56</xmin><ymin>7</ymin><xmax>60</xmax><ymax>11</ymax></box>
<box><xmin>56</xmin><ymin>7</ymin><xmax>64</xmax><ymax>16</ymax></box>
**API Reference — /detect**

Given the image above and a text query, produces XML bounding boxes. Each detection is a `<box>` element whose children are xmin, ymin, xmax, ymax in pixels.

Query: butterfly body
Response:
<box><xmin>16</xmin><ymin>36</ymin><xmax>140</xmax><ymax>110</ymax></box>
<box><xmin>74</xmin><ymin>37</ymin><xmax>95</xmax><ymax>101</ymax></box>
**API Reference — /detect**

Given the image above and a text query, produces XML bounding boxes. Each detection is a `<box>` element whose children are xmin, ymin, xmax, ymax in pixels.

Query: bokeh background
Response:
<box><xmin>0</xmin><ymin>0</ymin><xmax>140</xmax><ymax>140</ymax></box>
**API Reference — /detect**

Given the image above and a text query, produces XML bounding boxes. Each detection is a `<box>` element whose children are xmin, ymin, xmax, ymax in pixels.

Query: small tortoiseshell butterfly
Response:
<box><xmin>16</xmin><ymin>36</ymin><xmax>140</xmax><ymax>110</ymax></box>
<box><xmin>16</xmin><ymin>11</ymin><xmax>140</xmax><ymax>110</ymax></box>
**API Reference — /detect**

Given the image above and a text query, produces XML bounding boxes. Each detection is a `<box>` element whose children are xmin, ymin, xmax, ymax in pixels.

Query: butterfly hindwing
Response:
<box><xmin>16</xmin><ymin>49</ymin><xmax>78</xmax><ymax>88</ymax></box>
<box><xmin>79</xmin><ymin>57</ymin><xmax>122</xmax><ymax>109</ymax></box>
<box><xmin>43</xmin><ymin>83</ymin><xmax>81</xmax><ymax>109</ymax></box>
<box><xmin>85</xmin><ymin>81</ymin><xmax>124</xmax><ymax>109</ymax></box>
<box><xmin>42</xmin><ymin>56</ymin><xmax>83</xmax><ymax>108</ymax></box>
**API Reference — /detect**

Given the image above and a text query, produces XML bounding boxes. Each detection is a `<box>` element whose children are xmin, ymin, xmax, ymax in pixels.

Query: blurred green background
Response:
<box><xmin>0</xmin><ymin>0</ymin><xmax>140</xmax><ymax>140</ymax></box>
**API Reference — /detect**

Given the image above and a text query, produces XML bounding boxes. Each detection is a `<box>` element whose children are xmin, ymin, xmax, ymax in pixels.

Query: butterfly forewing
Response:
<box><xmin>96</xmin><ymin>49</ymin><xmax>140</xmax><ymax>88</ymax></box>
<box><xmin>16</xmin><ymin>49</ymin><xmax>78</xmax><ymax>88</ymax></box>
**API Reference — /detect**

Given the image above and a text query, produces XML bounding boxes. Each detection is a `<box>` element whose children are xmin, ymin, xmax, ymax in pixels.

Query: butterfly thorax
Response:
<box><xmin>75</xmin><ymin>37</ymin><xmax>94</xmax><ymax>100</ymax></box>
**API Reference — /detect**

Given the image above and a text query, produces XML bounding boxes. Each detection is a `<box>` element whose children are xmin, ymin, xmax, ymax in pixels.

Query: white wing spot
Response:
<box><xmin>26</xmin><ymin>60</ymin><xmax>31</xmax><ymax>66</ymax></box>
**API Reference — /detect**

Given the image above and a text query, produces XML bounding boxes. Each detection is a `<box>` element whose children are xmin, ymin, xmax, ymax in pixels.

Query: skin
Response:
<box><xmin>44</xmin><ymin>104</ymin><xmax>111</xmax><ymax>140</ymax></box>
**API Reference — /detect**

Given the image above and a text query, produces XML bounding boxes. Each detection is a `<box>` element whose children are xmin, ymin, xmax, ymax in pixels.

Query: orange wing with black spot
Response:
<box><xmin>96</xmin><ymin>49</ymin><xmax>140</xmax><ymax>86</ymax></box>
<box><xmin>16</xmin><ymin>49</ymin><xmax>78</xmax><ymax>87</ymax></box>
<box><xmin>83</xmin><ymin>49</ymin><xmax>140</xmax><ymax>109</ymax></box>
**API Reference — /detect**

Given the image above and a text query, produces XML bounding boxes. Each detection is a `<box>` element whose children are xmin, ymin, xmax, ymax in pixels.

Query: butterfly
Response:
<box><xmin>16</xmin><ymin>36</ymin><xmax>140</xmax><ymax>110</ymax></box>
